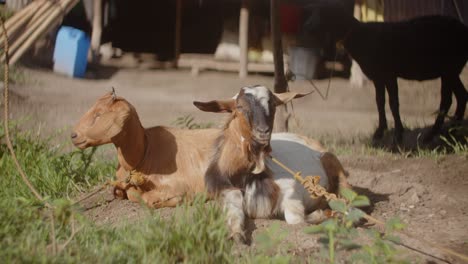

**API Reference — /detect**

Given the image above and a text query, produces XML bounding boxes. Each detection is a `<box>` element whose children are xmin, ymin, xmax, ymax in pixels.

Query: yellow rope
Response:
<box><xmin>269</xmin><ymin>155</ymin><xmax>468</xmax><ymax>263</ymax></box>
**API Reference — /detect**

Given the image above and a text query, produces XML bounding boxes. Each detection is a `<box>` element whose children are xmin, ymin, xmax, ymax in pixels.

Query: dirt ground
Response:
<box><xmin>5</xmin><ymin>64</ymin><xmax>468</xmax><ymax>263</ymax></box>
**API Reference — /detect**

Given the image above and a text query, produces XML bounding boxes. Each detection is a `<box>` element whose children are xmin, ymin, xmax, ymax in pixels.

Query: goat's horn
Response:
<box><xmin>111</xmin><ymin>87</ymin><xmax>116</xmax><ymax>100</ymax></box>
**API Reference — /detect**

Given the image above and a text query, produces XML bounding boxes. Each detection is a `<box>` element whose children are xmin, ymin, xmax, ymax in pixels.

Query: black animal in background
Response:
<box><xmin>303</xmin><ymin>2</ymin><xmax>468</xmax><ymax>144</ymax></box>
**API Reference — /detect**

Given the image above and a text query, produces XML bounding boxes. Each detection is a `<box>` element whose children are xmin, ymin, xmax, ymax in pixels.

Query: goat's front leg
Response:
<box><xmin>221</xmin><ymin>189</ymin><xmax>246</xmax><ymax>243</ymax></box>
<box><xmin>373</xmin><ymin>79</ymin><xmax>388</xmax><ymax>140</ymax></box>
<box><xmin>140</xmin><ymin>188</ymin><xmax>185</xmax><ymax>208</ymax></box>
<box><xmin>386</xmin><ymin>77</ymin><xmax>404</xmax><ymax>145</ymax></box>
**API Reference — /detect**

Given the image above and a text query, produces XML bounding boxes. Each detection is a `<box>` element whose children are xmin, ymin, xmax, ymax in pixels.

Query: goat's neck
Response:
<box><xmin>113</xmin><ymin>115</ymin><xmax>147</xmax><ymax>172</ymax></box>
<box><xmin>342</xmin><ymin>18</ymin><xmax>362</xmax><ymax>48</ymax></box>
<box><xmin>217</xmin><ymin>117</ymin><xmax>252</xmax><ymax>177</ymax></box>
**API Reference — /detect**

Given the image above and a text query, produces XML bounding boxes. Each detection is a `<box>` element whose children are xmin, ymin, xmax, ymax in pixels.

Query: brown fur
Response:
<box><xmin>72</xmin><ymin>92</ymin><xmax>218</xmax><ymax>208</ymax></box>
<box><xmin>299</xmin><ymin>135</ymin><xmax>350</xmax><ymax>194</ymax></box>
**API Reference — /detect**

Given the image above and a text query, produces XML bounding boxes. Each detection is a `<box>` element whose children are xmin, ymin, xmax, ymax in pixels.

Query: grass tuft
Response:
<box><xmin>0</xmin><ymin>126</ymin><xmax>236</xmax><ymax>263</ymax></box>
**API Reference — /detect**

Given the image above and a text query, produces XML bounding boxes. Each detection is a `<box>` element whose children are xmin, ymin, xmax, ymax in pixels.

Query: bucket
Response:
<box><xmin>288</xmin><ymin>46</ymin><xmax>318</xmax><ymax>80</ymax></box>
<box><xmin>53</xmin><ymin>26</ymin><xmax>90</xmax><ymax>78</ymax></box>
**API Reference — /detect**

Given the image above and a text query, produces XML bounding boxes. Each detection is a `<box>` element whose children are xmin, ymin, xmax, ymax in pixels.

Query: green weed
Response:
<box><xmin>0</xmin><ymin>125</ymin><xmax>235</xmax><ymax>263</ymax></box>
<box><xmin>304</xmin><ymin>189</ymin><xmax>409</xmax><ymax>264</ymax></box>
<box><xmin>0</xmin><ymin>125</ymin><xmax>114</xmax><ymax>205</ymax></box>
<box><xmin>172</xmin><ymin>115</ymin><xmax>214</xmax><ymax>130</ymax></box>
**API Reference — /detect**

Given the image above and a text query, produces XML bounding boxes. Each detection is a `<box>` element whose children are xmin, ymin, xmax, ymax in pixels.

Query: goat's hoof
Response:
<box><xmin>230</xmin><ymin>232</ymin><xmax>247</xmax><ymax>244</ymax></box>
<box><xmin>113</xmin><ymin>187</ymin><xmax>127</xmax><ymax>199</ymax></box>
<box><xmin>372</xmin><ymin>128</ymin><xmax>386</xmax><ymax>141</ymax></box>
<box><xmin>422</xmin><ymin>131</ymin><xmax>437</xmax><ymax>144</ymax></box>
<box><xmin>392</xmin><ymin>134</ymin><xmax>403</xmax><ymax>147</ymax></box>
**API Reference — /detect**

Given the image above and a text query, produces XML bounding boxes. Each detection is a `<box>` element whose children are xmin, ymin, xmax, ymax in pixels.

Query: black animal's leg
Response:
<box><xmin>426</xmin><ymin>76</ymin><xmax>453</xmax><ymax>142</ymax></box>
<box><xmin>386</xmin><ymin>77</ymin><xmax>403</xmax><ymax>144</ymax></box>
<box><xmin>373</xmin><ymin>80</ymin><xmax>387</xmax><ymax>140</ymax></box>
<box><xmin>451</xmin><ymin>76</ymin><xmax>467</xmax><ymax>121</ymax></box>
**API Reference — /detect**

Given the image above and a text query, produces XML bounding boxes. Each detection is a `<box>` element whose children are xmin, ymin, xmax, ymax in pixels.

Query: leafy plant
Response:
<box><xmin>172</xmin><ymin>115</ymin><xmax>214</xmax><ymax>130</ymax></box>
<box><xmin>0</xmin><ymin>127</ymin><xmax>114</xmax><ymax>204</ymax></box>
<box><xmin>304</xmin><ymin>189</ymin><xmax>409</xmax><ymax>263</ymax></box>
<box><xmin>1</xmin><ymin>127</ymin><xmax>235</xmax><ymax>263</ymax></box>
<box><xmin>254</xmin><ymin>222</ymin><xmax>291</xmax><ymax>261</ymax></box>
<box><xmin>439</xmin><ymin>127</ymin><xmax>468</xmax><ymax>154</ymax></box>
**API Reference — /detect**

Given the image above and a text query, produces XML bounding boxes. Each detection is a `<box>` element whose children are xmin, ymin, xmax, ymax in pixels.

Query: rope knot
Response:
<box><xmin>126</xmin><ymin>170</ymin><xmax>146</xmax><ymax>186</ymax></box>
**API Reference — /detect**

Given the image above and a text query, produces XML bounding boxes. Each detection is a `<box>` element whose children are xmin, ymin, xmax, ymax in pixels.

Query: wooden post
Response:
<box><xmin>174</xmin><ymin>0</ymin><xmax>182</xmax><ymax>68</ymax></box>
<box><xmin>270</xmin><ymin>0</ymin><xmax>289</xmax><ymax>132</ymax></box>
<box><xmin>239</xmin><ymin>0</ymin><xmax>249</xmax><ymax>78</ymax></box>
<box><xmin>90</xmin><ymin>0</ymin><xmax>102</xmax><ymax>63</ymax></box>
<box><xmin>349</xmin><ymin>0</ymin><xmax>367</xmax><ymax>88</ymax></box>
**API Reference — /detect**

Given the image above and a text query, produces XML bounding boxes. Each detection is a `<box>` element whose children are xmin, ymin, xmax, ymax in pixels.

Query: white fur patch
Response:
<box><xmin>242</xmin><ymin>86</ymin><xmax>271</xmax><ymax>115</ymax></box>
<box><xmin>244</xmin><ymin>182</ymin><xmax>274</xmax><ymax>218</ymax></box>
<box><xmin>221</xmin><ymin>189</ymin><xmax>245</xmax><ymax>235</ymax></box>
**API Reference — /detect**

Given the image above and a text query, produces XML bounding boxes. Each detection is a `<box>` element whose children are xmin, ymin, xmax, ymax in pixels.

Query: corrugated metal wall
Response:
<box><xmin>384</xmin><ymin>0</ymin><xmax>468</xmax><ymax>24</ymax></box>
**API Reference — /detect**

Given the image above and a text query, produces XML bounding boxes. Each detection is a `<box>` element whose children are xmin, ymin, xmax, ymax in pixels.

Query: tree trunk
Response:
<box><xmin>270</xmin><ymin>0</ymin><xmax>289</xmax><ymax>132</ymax></box>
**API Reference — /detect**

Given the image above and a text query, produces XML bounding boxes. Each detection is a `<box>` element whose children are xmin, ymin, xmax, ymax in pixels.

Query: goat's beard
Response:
<box><xmin>248</xmin><ymin>141</ymin><xmax>272</xmax><ymax>174</ymax></box>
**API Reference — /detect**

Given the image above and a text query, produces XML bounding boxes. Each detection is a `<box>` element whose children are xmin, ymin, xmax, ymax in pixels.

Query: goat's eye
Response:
<box><xmin>236</xmin><ymin>105</ymin><xmax>243</xmax><ymax>110</ymax></box>
<box><xmin>95</xmin><ymin>113</ymin><xmax>101</xmax><ymax>118</ymax></box>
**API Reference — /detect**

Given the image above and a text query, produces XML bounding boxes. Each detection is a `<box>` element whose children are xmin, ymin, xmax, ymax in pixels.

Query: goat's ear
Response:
<box><xmin>193</xmin><ymin>100</ymin><xmax>235</xmax><ymax>113</ymax></box>
<box><xmin>273</xmin><ymin>91</ymin><xmax>313</xmax><ymax>106</ymax></box>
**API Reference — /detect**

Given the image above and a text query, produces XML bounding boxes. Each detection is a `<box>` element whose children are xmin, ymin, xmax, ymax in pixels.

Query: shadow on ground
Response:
<box><xmin>85</xmin><ymin>64</ymin><xmax>120</xmax><ymax>80</ymax></box>
<box><xmin>370</xmin><ymin>120</ymin><xmax>468</xmax><ymax>154</ymax></box>
<box><xmin>351</xmin><ymin>186</ymin><xmax>390</xmax><ymax>215</ymax></box>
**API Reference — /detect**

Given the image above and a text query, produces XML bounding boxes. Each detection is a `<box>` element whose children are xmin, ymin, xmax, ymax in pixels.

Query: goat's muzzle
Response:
<box><xmin>71</xmin><ymin>131</ymin><xmax>88</xmax><ymax>149</ymax></box>
<box><xmin>253</xmin><ymin>127</ymin><xmax>271</xmax><ymax>146</ymax></box>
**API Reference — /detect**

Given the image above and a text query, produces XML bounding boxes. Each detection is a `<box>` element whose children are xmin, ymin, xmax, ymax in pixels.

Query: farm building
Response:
<box><xmin>2</xmin><ymin>0</ymin><xmax>467</xmax><ymax>79</ymax></box>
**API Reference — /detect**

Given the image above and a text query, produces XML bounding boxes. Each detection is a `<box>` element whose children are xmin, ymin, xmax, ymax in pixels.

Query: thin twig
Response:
<box><xmin>1</xmin><ymin>17</ymin><xmax>51</xmax><ymax>207</ymax></box>
<box><xmin>49</xmin><ymin>210</ymin><xmax>57</xmax><ymax>256</ymax></box>
<box><xmin>71</xmin><ymin>182</ymin><xmax>109</xmax><ymax>206</ymax></box>
<box><xmin>58</xmin><ymin>219</ymin><xmax>83</xmax><ymax>254</ymax></box>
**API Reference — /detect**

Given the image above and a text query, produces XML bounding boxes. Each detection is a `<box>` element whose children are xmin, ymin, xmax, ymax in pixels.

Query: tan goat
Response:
<box><xmin>71</xmin><ymin>91</ymin><xmax>218</xmax><ymax>207</ymax></box>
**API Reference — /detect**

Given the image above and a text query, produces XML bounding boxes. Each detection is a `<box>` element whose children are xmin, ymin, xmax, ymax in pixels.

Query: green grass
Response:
<box><xmin>3</xmin><ymin>119</ymin><xmax>460</xmax><ymax>263</ymax></box>
<box><xmin>0</xmin><ymin>126</ymin><xmax>114</xmax><ymax>204</ymax></box>
<box><xmin>0</xmin><ymin>125</ymin><xmax>235</xmax><ymax>263</ymax></box>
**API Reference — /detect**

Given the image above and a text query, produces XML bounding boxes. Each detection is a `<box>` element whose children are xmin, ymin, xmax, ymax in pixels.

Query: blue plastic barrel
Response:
<box><xmin>53</xmin><ymin>26</ymin><xmax>90</xmax><ymax>78</ymax></box>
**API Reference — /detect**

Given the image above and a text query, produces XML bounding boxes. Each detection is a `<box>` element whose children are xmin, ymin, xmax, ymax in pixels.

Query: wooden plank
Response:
<box><xmin>178</xmin><ymin>53</ymin><xmax>285</xmax><ymax>75</ymax></box>
<box><xmin>91</xmin><ymin>0</ymin><xmax>103</xmax><ymax>63</ymax></box>
<box><xmin>174</xmin><ymin>0</ymin><xmax>182</xmax><ymax>68</ymax></box>
<box><xmin>270</xmin><ymin>0</ymin><xmax>289</xmax><ymax>132</ymax></box>
<box><xmin>239</xmin><ymin>0</ymin><xmax>249</xmax><ymax>78</ymax></box>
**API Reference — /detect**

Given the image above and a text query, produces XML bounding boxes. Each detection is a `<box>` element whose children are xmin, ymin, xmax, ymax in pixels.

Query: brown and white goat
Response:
<box><xmin>71</xmin><ymin>91</ymin><xmax>220</xmax><ymax>207</ymax></box>
<box><xmin>194</xmin><ymin>85</ymin><xmax>349</xmax><ymax>242</ymax></box>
